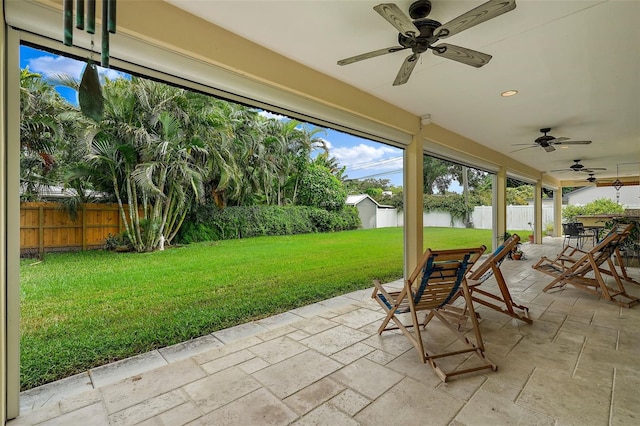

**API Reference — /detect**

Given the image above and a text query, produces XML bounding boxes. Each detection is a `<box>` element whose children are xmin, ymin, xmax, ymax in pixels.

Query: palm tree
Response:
<box><xmin>22</xmin><ymin>61</ymin><xmax>353</xmax><ymax>250</ymax></box>
<box><xmin>198</xmin><ymin>100</ymin><xmax>256</xmax><ymax>208</ymax></box>
<box><xmin>287</xmin><ymin>123</ymin><xmax>328</xmax><ymax>205</ymax></box>
<box><xmin>19</xmin><ymin>69</ymin><xmax>70</xmax><ymax>199</ymax></box>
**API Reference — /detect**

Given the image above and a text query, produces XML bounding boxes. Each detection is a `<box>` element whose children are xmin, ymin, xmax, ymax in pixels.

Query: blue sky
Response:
<box><xmin>20</xmin><ymin>45</ymin><xmax>405</xmax><ymax>187</ymax></box>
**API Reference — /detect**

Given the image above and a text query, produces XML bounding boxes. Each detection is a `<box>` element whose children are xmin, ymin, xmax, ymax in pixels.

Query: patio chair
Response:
<box><xmin>616</xmin><ymin>240</ymin><xmax>640</xmax><ymax>286</ymax></box>
<box><xmin>577</xmin><ymin>222</ymin><xmax>599</xmax><ymax>247</ymax></box>
<box><xmin>372</xmin><ymin>246</ymin><xmax>497</xmax><ymax>382</ymax></box>
<box><xmin>609</xmin><ymin>222</ymin><xmax>640</xmax><ymax>286</ymax></box>
<box><xmin>533</xmin><ymin>225</ymin><xmax>639</xmax><ymax>308</ymax></box>
<box><xmin>562</xmin><ymin>222</ymin><xmax>590</xmax><ymax>249</ymax></box>
<box><xmin>449</xmin><ymin>234</ymin><xmax>532</xmax><ymax>324</ymax></box>
<box><xmin>559</xmin><ymin>223</ymin><xmax>638</xmax><ymax>286</ymax></box>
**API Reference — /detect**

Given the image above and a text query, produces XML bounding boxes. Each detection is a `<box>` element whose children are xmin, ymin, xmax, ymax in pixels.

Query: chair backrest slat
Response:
<box><xmin>469</xmin><ymin>234</ymin><xmax>520</xmax><ymax>282</ymax></box>
<box><xmin>410</xmin><ymin>246</ymin><xmax>485</xmax><ymax>309</ymax></box>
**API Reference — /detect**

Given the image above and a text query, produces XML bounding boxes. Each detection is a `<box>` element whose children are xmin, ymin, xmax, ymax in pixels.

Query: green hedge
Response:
<box><xmin>423</xmin><ymin>193</ymin><xmax>480</xmax><ymax>220</ymax></box>
<box><xmin>562</xmin><ymin>198</ymin><xmax>625</xmax><ymax>222</ymax></box>
<box><xmin>179</xmin><ymin>204</ymin><xmax>361</xmax><ymax>243</ymax></box>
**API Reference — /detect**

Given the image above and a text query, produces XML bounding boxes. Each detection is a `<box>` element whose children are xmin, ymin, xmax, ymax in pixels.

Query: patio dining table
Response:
<box><xmin>581</xmin><ymin>225</ymin><xmax>603</xmax><ymax>247</ymax></box>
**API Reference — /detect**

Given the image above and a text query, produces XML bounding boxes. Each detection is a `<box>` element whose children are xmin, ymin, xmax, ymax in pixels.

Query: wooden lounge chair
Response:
<box><xmin>372</xmin><ymin>246</ymin><xmax>497</xmax><ymax>382</ymax></box>
<box><xmin>609</xmin><ymin>223</ymin><xmax>640</xmax><ymax>286</ymax></box>
<box><xmin>451</xmin><ymin>234</ymin><xmax>532</xmax><ymax>324</ymax></box>
<box><xmin>533</xmin><ymin>224</ymin><xmax>639</xmax><ymax>308</ymax></box>
<box><xmin>542</xmin><ymin>223</ymin><xmax>638</xmax><ymax>287</ymax></box>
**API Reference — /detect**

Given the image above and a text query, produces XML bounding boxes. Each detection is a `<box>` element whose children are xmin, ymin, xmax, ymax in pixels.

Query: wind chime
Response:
<box><xmin>613</xmin><ymin>164</ymin><xmax>623</xmax><ymax>204</ymax></box>
<box><xmin>62</xmin><ymin>0</ymin><xmax>117</xmax><ymax>122</ymax></box>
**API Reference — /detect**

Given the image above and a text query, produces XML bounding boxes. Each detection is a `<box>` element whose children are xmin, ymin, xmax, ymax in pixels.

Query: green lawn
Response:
<box><xmin>20</xmin><ymin>226</ymin><xmax>524</xmax><ymax>390</ymax></box>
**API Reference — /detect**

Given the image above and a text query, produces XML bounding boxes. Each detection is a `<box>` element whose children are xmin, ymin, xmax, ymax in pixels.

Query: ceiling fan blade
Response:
<box><xmin>555</xmin><ymin>140</ymin><xmax>592</xmax><ymax>145</ymax></box>
<box><xmin>337</xmin><ymin>46</ymin><xmax>406</xmax><ymax>66</ymax></box>
<box><xmin>543</xmin><ymin>144</ymin><xmax>556</xmax><ymax>152</ymax></box>
<box><xmin>550</xmin><ymin>137</ymin><xmax>570</xmax><ymax>143</ymax></box>
<box><xmin>582</xmin><ymin>167</ymin><xmax>607</xmax><ymax>171</ymax></box>
<box><xmin>434</xmin><ymin>0</ymin><xmax>517</xmax><ymax>39</ymax></box>
<box><xmin>431</xmin><ymin>43</ymin><xmax>492</xmax><ymax>68</ymax></box>
<box><xmin>373</xmin><ymin>3</ymin><xmax>420</xmax><ymax>38</ymax></box>
<box><xmin>509</xmin><ymin>146</ymin><xmax>536</xmax><ymax>153</ymax></box>
<box><xmin>393</xmin><ymin>53</ymin><xmax>419</xmax><ymax>86</ymax></box>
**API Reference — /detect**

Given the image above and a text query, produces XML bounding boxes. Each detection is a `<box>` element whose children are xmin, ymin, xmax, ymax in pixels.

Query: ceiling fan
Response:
<box><xmin>337</xmin><ymin>0</ymin><xmax>517</xmax><ymax>86</ymax></box>
<box><xmin>586</xmin><ymin>173</ymin><xmax>597</xmax><ymax>183</ymax></box>
<box><xmin>550</xmin><ymin>159</ymin><xmax>606</xmax><ymax>174</ymax></box>
<box><xmin>511</xmin><ymin>128</ymin><xmax>593</xmax><ymax>153</ymax></box>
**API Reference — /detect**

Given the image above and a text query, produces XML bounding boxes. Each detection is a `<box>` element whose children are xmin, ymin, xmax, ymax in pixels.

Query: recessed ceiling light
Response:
<box><xmin>501</xmin><ymin>90</ymin><xmax>518</xmax><ymax>97</ymax></box>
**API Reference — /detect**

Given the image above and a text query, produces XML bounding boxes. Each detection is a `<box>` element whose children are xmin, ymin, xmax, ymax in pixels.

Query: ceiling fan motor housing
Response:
<box><xmin>535</xmin><ymin>135</ymin><xmax>554</xmax><ymax>147</ymax></box>
<box><xmin>397</xmin><ymin>19</ymin><xmax>441</xmax><ymax>53</ymax></box>
<box><xmin>570</xmin><ymin>160</ymin><xmax>584</xmax><ymax>171</ymax></box>
<box><xmin>409</xmin><ymin>0</ymin><xmax>432</xmax><ymax>19</ymax></box>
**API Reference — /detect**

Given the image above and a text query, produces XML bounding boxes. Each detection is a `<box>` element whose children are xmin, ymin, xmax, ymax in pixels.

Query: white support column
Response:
<box><xmin>554</xmin><ymin>187</ymin><xmax>563</xmax><ymax>237</ymax></box>
<box><xmin>534</xmin><ymin>180</ymin><xmax>543</xmax><ymax>244</ymax></box>
<box><xmin>0</xmin><ymin>11</ymin><xmax>7</xmax><ymax>422</ymax></box>
<box><xmin>3</xmin><ymin>27</ymin><xmax>21</xmax><ymax>420</ymax></box>
<box><xmin>495</xmin><ymin>168</ymin><xmax>507</xmax><ymax>248</ymax></box>
<box><xmin>403</xmin><ymin>131</ymin><xmax>424</xmax><ymax>277</ymax></box>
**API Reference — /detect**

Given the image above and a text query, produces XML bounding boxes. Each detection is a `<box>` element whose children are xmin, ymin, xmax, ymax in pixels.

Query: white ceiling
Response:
<box><xmin>166</xmin><ymin>0</ymin><xmax>640</xmax><ymax>183</ymax></box>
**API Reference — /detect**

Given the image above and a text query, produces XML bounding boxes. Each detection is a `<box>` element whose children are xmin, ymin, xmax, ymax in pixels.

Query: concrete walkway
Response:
<box><xmin>9</xmin><ymin>238</ymin><xmax>640</xmax><ymax>425</ymax></box>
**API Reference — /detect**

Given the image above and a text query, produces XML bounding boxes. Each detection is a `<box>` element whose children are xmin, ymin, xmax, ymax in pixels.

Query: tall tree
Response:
<box><xmin>87</xmin><ymin>77</ymin><xmax>211</xmax><ymax>251</ymax></box>
<box><xmin>21</xmin><ymin>63</ymin><xmax>354</xmax><ymax>250</ymax></box>
<box><xmin>19</xmin><ymin>69</ymin><xmax>71</xmax><ymax>199</ymax></box>
<box><xmin>423</xmin><ymin>156</ymin><xmax>454</xmax><ymax>195</ymax></box>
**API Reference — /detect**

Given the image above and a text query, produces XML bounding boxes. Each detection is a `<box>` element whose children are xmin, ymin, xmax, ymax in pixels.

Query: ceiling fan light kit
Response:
<box><xmin>337</xmin><ymin>0</ymin><xmax>517</xmax><ymax>85</ymax></box>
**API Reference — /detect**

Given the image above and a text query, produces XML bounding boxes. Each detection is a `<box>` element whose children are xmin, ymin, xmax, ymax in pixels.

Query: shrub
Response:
<box><xmin>177</xmin><ymin>204</ymin><xmax>361</xmax><ymax>243</ymax></box>
<box><xmin>562</xmin><ymin>198</ymin><xmax>625</xmax><ymax>222</ymax></box>
<box><xmin>298</xmin><ymin>165</ymin><xmax>347</xmax><ymax>212</ymax></box>
<box><xmin>309</xmin><ymin>206</ymin><xmax>361</xmax><ymax>232</ymax></box>
<box><xmin>104</xmin><ymin>232</ymin><xmax>133</xmax><ymax>251</ymax></box>
<box><xmin>178</xmin><ymin>223</ymin><xmax>218</xmax><ymax>244</ymax></box>
<box><xmin>423</xmin><ymin>193</ymin><xmax>479</xmax><ymax>225</ymax></box>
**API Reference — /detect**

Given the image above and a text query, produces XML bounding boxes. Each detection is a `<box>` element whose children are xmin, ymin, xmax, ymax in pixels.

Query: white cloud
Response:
<box><xmin>332</xmin><ymin>143</ymin><xmax>401</xmax><ymax>171</ymax></box>
<box><xmin>258</xmin><ymin>110</ymin><xmax>288</xmax><ymax>121</ymax></box>
<box><xmin>27</xmin><ymin>55</ymin><xmax>127</xmax><ymax>82</ymax></box>
<box><xmin>100</xmin><ymin>67</ymin><xmax>127</xmax><ymax>81</ymax></box>
<box><xmin>28</xmin><ymin>55</ymin><xmax>85</xmax><ymax>80</ymax></box>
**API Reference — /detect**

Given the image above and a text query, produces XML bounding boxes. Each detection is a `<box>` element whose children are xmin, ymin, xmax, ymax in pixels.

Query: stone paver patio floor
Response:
<box><xmin>9</xmin><ymin>237</ymin><xmax>640</xmax><ymax>425</ymax></box>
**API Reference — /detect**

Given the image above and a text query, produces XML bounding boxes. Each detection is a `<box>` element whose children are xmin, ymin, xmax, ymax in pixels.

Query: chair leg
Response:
<box><xmin>419</xmin><ymin>282</ymin><xmax>496</xmax><ymax>382</ymax></box>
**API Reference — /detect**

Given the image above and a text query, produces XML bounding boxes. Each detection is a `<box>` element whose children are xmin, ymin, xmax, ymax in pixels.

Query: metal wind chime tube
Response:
<box><xmin>101</xmin><ymin>0</ymin><xmax>110</xmax><ymax>67</ymax></box>
<box><xmin>75</xmin><ymin>0</ymin><xmax>84</xmax><ymax>30</ymax></box>
<box><xmin>87</xmin><ymin>0</ymin><xmax>96</xmax><ymax>34</ymax></box>
<box><xmin>63</xmin><ymin>0</ymin><xmax>73</xmax><ymax>46</ymax></box>
<box><xmin>62</xmin><ymin>0</ymin><xmax>116</xmax><ymax>67</ymax></box>
<box><xmin>107</xmin><ymin>0</ymin><xmax>117</xmax><ymax>33</ymax></box>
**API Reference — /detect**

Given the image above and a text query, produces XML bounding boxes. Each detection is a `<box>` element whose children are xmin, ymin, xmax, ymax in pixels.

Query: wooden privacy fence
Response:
<box><xmin>20</xmin><ymin>202</ymin><xmax>132</xmax><ymax>255</ymax></box>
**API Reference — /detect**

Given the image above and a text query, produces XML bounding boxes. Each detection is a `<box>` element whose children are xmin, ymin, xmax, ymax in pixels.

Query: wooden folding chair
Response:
<box><xmin>539</xmin><ymin>223</ymin><xmax>638</xmax><ymax>286</ymax></box>
<box><xmin>372</xmin><ymin>246</ymin><xmax>497</xmax><ymax>382</ymax></box>
<box><xmin>457</xmin><ymin>234</ymin><xmax>532</xmax><ymax>324</ymax></box>
<box><xmin>609</xmin><ymin>223</ymin><xmax>640</xmax><ymax>286</ymax></box>
<box><xmin>533</xmin><ymin>225</ymin><xmax>639</xmax><ymax>308</ymax></box>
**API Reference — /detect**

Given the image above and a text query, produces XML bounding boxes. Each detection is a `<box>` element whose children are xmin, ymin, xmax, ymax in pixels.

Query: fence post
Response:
<box><xmin>38</xmin><ymin>205</ymin><xmax>44</xmax><ymax>257</ymax></box>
